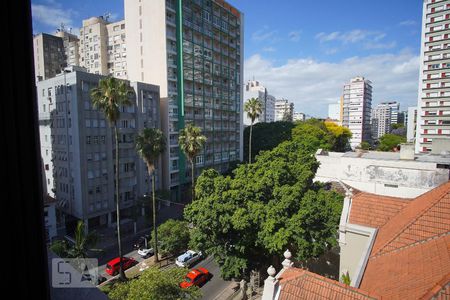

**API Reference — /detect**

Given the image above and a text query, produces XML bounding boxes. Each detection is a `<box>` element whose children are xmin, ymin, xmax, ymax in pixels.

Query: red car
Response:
<box><xmin>105</xmin><ymin>257</ymin><xmax>137</xmax><ymax>276</ymax></box>
<box><xmin>180</xmin><ymin>268</ymin><xmax>211</xmax><ymax>289</ymax></box>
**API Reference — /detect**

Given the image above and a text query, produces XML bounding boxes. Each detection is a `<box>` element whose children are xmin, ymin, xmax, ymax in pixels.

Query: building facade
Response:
<box><xmin>407</xmin><ymin>106</ymin><xmax>418</xmax><ymax>142</ymax></box>
<box><xmin>342</xmin><ymin>76</ymin><xmax>372</xmax><ymax>149</ymax></box>
<box><xmin>37</xmin><ymin>68</ymin><xmax>161</xmax><ymax>230</ymax></box>
<box><xmin>380</xmin><ymin>101</ymin><xmax>399</xmax><ymax>125</ymax></box>
<box><xmin>371</xmin><ymin>103</ymin><xmax>392</xmax><ymax>139</ymax></box>
<box><xmin>55</xmin><ymin>29</ymin><xmax>80</xmax><ymax>68</ymax></box>
<box><xmin>243</xmin><ymin>80</ymin><xmax>275</xmax><ymax>125</ymax></box>
<box><xmin>106</xmin><ymin>20</ymin><xmax>128</xmax><ymax>79</ymax></box>
<box><xmin>33</xmin><ymin>33</ymin><xmax>66</xmax><ymax>82</ymax></box>
<box><xmin>124</xmin><ymin>0</ymin><xmax>244</xmax><ymax>199</ymax></box>
<box><xmin>415</xmin><ymin>0</ymin><xmax>450</xmax><ymax>153</ymax></box>
<box><xmin>293</xmin><ymin>111</ymin><xmax>305</xmax><ymax>122</ymax></box>
<box><xmin>274</xmin><ymin>99</ymin><xmax>294</xmax><ymax>121</ymax></box>
<box><xmin>327</xmin><ymin>101</ymin><xmax>341</xmax><ymax>121</ymax></box>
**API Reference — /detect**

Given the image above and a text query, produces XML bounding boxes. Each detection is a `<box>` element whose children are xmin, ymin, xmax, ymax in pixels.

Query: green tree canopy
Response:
<box><xmin>243</xmin><ymin>121</ymin><xmax>295</xmax><ymax>163</ymax></box>
<box><xmin>151</xmin><ymin>219</ymin><xmax>190</xmax><ymax>256</ymax></box>
<box><xmin>184</xmin><ymin>139</ymin><xmax>343</xmax><ymax>279</ymax></box>
<box><xmin>378</xmin><ymin>134</ymin><xmax>406</xmax><ymax>151</ymax></box>
<box><xmin>108</xmin><ymin>267</ymin><xmax>201</xmax><ymax>300</ymax></box>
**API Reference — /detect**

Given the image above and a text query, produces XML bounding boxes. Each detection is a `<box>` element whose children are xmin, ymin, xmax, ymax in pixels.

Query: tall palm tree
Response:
<box><xmin>135</xmin><ymin>128</ymin><xmax>166</xmax><ymax>262</ymax></box>
<box><xmin>244</xmin><ymin>98</ymin><xmax>262</xmax><ymax>163</ymax></box>
<box><xmin>178</xmin><ymin>123</ymin><xmax>206</xmax><ymax>201</ymax></box>
<box><xmin>91</xmin><ymin>76</ymin><xmax>133</xmax><ymax>281</ymax></box>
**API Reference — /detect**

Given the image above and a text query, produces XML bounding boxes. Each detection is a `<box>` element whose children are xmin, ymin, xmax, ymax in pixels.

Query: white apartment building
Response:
<box><xmin>416</xmin><ymin>0</ymin><xmax>450</xmax><ymax>153</ymax></box>
<box><xmin>380</xmin><ymin>101</ymin><xmax>400</xmax><ymax>125</ymax></box>
<box><xmin>243</xmin><ymin>80</ymin><xmax>275</xmax><ymax>125</ymax></box>
<box><xmin>407</xmin><ymin>106</ymin><xmax>418</xmax><ymax>142</ymax></box>
<box><xmin>371</xmin><ymin>103</ymin><xmax>392</xmax><ymax>139</ymax></box>
<box><xmin>342</xmin><ymin>76</ymin><xmax>372</xmax><ymax>149</ymax></box>
<box><xmin>293</xmin><ymin>111</ymin><xmax>305</xmax><ymax>122</ymax></box>
<box><xmin>124</xmin><ymin>0</ymin><xmax>244</xmax><ymax>200</ymax></box>
<box><xmin>274</xmin><ymin>99</ymin><xmax>294</xmax><ymax>121</ymax></box>
<box><xmin>55</xmin><ymin>29</ymin><xmax>80</xmax><ymax>68</ymax></box>
<box><xmin>107</xmin><ymin>20</ymin><xmax>128</xmax><ymax>79</ymax></box>
<box><xmin>328</xmin><ymin>101</ymin><xmax>341</xmax><ymax>121</ymax></box>
<box><xmin>37</xmin><ymin>67</ymin><xmax>160</xmax><ymax>231</ymax></box>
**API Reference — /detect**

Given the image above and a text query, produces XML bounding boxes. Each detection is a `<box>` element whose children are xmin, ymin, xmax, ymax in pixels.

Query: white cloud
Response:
<box><xmin>244</xmin><ymin>51</ymin><xmax>420</xmax><ymax>117</ymax></box>
<box><xmin>288</xmin><ymin>30</ymin><xmax>301</xmax><ymax>42</ymax></box>
<box><xmin>252</xmin><ymin>27</ymin><xmax>278</xmax><ymax>43</ymax></box>
<box><xmin>32</xmin><ymin>3</ymin><xmax>77</xmax><ymax>30</ymax></box>
<box><xmin>399</xmin><ymin>20</ymin><xmax>417</xmax><ymax>26</ymax></box>
<box><xmin>262</xmin><ymin>46</ymin><xmax>276</xmax><ymax>52</ymax></box>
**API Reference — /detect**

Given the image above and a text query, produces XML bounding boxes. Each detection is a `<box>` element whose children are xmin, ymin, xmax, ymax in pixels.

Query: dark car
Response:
<box><xmin>133</xmin><ymin>234</ymin><xmax>150</xmax><ymax>250</ymax></box>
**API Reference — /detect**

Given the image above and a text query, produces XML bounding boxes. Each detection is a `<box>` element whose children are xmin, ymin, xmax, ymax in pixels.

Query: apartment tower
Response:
<box><xmin>415</xmin><ymin>0</ymin><xmax>450</xmax><ymax>153</ymax></box>
<box><xmin>33</xmin><ymin>33</ymin><xmax>66</xmax><ymax>81</ymax></box>
<box><xmin>274</xmin><ymin>99</ymin><xmax>294</xmax><ymax>121</ymax></box>
<box><xmin>243</xmin><ymin>80</ymin><xmax>275</xmax><ymax>125</ymax></box>
<box><xmin>124</xmin><ymin>0</ymin><xmax>244</xmax><ymax>200</ymax></box>
<box><xmin>371</xmin><ymin>103</ymin><xmax>392</xmax><ymax>139</ymax></box>
<box><xmin>342</xmin><ymin>76</ymin><xmax>372</xmax><ymax>149</ymax></box>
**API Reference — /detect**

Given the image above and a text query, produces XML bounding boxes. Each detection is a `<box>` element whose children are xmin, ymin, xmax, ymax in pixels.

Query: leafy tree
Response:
<box><xmin>178</xmin><ymin>123</ymin><xmax>207</xmax><ymax>201</ymax></box>
<box><xmin>291</xmin><ymin>123</ymin><xmax>332</xmax><ymax>153</ymax></box>
<box><xmin>136</xmin><ymin>128</ymin><xmax>166</xmax><ymax>262</ymax></box>
<box><xmin>185</xmin><ymin>140</ymin><xmax>343</xmax><ymax>280</ymax></box>
<box><xmin>391</xmin><ymin>123</ymin><xmax>404</xmax><ymax>130</ymax></box>
<box><xmin>108</xmin><ymin>267</ymin><xmax>201</xmax><ymax>300</ymax></box>
<box><xmin>91</xmin><ymin>76</ymin><xmax>134</xmax><ymax>280</ymax></box>
<box><xmin>324</xmin><ymin>121</ymin><xmax>352</xmax><ymax>152</ymax></box>
<box><xmin>151</xmin><ymin>219</ymin><xmax>189</xmax><ymax>256</ymax></box>
<box><xmin>244</xmin><ymin>98</ymin><xmax>263</xmax><ymax>163</ymax></box>
<box><xmin>243</xmin><ymin>121</ymin><xmax>295</xmax><ymax>162</ymax></box>
<box><xmin>378</xmin><ymin>134</ymin><xmax>406</xmax><ymax>152</ymax></box>
<box><xmin>358</xmin><ymin>141</ymin><xmax>371</xmax><ymax>150</ymax></box>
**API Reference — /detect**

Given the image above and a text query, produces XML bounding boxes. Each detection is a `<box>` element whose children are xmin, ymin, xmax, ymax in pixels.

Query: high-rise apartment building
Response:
<box><xmin>371</xmin><ymin>103</ymin><xmax>392</xmax><ymax>139</ymax></box>
<box><xmin>274</xmin><ymin>99</ymin><xmax>294</xmax><ymax>121</ymax></box>
<box><xmin>243</xmin><ymin>80</ymin><xmax>275</xmax><ymax>125</ymax></box>
<box><xmin>407</xmin><ymin>106</ymin><xmax>418</xmax><ymax>142</ymax></box>
<box><xmin>328</xmin><ymin>101</ymin><xmax>341</xmax><ymax>121</ymax></box>
<box><xmin>37</xmin><ymin>67</ymin><xmax>160</xmax><ymax>230</ymax></box>
<box><xmin>293</xmin><ymin>111</ymin><xmax>305</xmax><ymax>122</ymax></box>
<box><xmin>415</xmin><ymin>0</ymin><xmax>450</xmax><ymax>153</ymax></box>
<box><xmin>55</xmin><ymin>29</ymin><xmax>80</xmax><ymax>68</ymax></box>
<box><xmin>33</xmin><ymin>33</ymin><xmax>66</xmax><ymax>81</ymax></box>
<box><xmin>124</xmin><ymin>0</ymin><xmax>243</xmax><ymax>199</ymax></box>
<box><xmin>106</xmin><ymin>20</ymin><xmax>128</xmax><ymax>79</ymax></box>
<box><xmin>380</xmin><ymin>101</ymin><xmax>400</xmax><ymax>125</ymax></box>
<box><xmin>342</xmin><ymin>76</ymin><xmax>372</xmax><ymax>149</ymax></box>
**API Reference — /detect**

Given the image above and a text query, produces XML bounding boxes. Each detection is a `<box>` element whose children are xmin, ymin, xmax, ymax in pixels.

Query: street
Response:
<box><xmin>191</xmin><ymin>256</ymin><xmax>232</xmax><ymax>300</ymax></box>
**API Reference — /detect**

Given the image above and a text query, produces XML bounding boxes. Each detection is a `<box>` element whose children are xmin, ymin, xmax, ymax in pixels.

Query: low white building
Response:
<box><xmin>314</xmin><ymin>144</ymin><xmax>450</xmax><ymax>198</ymax></box>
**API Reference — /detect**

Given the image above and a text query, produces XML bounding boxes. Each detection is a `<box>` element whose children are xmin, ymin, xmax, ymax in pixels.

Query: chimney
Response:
<box><xmin>400</xmin><ymin>143</ymin><xmax>415</xmax><ymax>160</ymax></box>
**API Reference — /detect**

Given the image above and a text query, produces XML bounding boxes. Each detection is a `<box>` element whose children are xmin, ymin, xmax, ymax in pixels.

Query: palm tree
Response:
<box><xmin>244</xmin><ymin>98</ymin><xmax>262</xmax><ymax>163</ymax></box>
<box><xmin>91</xmin><ymin>76</ymin><xmax>133</xmax><ymax>281</ymax></box>
<box><xmin>135</xmin><ymin>128</ymin><xmax>166</xmax><ymax>262</ymax></box>
<box><xmin>178</xmin><ymin>123</ymin><xmax>206</xmax><ymax>201</ymax></box>
<box><xmin>68</xmin><ymin>220</ymin><xmax>101</xmax><ymax>258</ymax></box>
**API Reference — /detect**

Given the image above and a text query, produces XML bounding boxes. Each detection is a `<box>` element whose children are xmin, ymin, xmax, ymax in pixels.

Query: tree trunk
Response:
<box><xmin>114</xmin><ymin>125</ymin><xmax>126</xmax><ymax>280</ymax></box>
<box><xmin>191</xmin><ymin>160</ymin><xmax>195</xmax><ymax>201</ymax></box>
<box><xmin>151</xmin><ymin>168</ymin><xmax>159</xmax><ymax>262</ymax></box>
<box><xmin>249</xmin><ymin>123</ymin><xmax>253</xmax><ymax>164</ymax></box>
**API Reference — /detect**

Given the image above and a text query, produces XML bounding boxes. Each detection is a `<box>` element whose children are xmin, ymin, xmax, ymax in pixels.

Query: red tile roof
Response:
<box><xmin>360</xmin><ymin>181</ymin><xmax>450</xmax><ymax>299</ymax></box>
<box><xmin>278</xmin><ymin>268</ymin><xmax>379</xmax><ymax>300</ymax></box>
<box><xmin>349</xmin><ymin>192</ymin><xmax>410</xmax><ymax>228</ymax></box>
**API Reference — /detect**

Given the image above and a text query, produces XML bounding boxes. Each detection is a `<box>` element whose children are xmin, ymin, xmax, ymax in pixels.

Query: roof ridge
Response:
<box><xmin>419</xmin><ymin>272</ymin><xmax>450</xmax><ymax>300</ymax></box>
<box><xmin>371</xmin><ymin>183</ymin><xmax>450</xmax><ymax>256</ymax></box>
<box><xmin>370</xmin><ymin>231</ymin><xmax>450</xmax><ymax>259</ymax></box>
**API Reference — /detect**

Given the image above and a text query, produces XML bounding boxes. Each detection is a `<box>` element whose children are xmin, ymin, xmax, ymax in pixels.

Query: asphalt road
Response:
<box><xmin>192</xmin><ymin>256</ymin><xmax>231</xmax><ymax>300</ymax></box>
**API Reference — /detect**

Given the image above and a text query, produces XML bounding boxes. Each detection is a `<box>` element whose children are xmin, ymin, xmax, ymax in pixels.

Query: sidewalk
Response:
<box><xmin>212</xmin><ymin>282</ymin><xmax>239</xmax><ymax>300</ymax></box>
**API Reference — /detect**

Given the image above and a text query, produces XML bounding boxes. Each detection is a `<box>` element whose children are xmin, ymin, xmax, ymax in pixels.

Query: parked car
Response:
<box><xmin>180</xmin><ymin>268</ymin><xmax>211</xmax><ymax>289</ymax></box>
<box><xmin>175</xmin><ymin>250</ymin><xmax>202</xmax><ymax>267</ymax></box>
<box><xmin>105</xmin><ymin>257</ymin><xmax>137</xmax><ymax>276</ymax></box>
<box><xmin>133</xmin><ymin>234</ymin><xmax>150</xmax><ymax>250</ymax></box>
<box><xmin>137</xmin><ymin>247</ymin><xmax>154</xmax><ymax>258</ymax></box>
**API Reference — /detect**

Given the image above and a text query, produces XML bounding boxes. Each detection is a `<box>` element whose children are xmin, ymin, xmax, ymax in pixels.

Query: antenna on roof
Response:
<box><xmin>56</xmin><ymin>22</ymin><xmax>66</xmax><ymax>33</ymax></box>
<box><xmin>104</xmin><ymin>12</ymin><xmax>111</xmax><ymax>22</ymax></box>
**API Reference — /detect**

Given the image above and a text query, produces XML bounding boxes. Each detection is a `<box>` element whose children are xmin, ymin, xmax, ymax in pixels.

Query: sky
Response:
<box><xmin>31</xmin><ymin>0</ymin><xmax>424</xmax><ymax>117</ymax></box>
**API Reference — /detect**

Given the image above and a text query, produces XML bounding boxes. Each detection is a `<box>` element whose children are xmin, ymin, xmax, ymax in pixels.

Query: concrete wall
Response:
<box><xmin>315</xmin><ymin>152</ymin><xmax>449</xmax><ymax>198</ymax></box>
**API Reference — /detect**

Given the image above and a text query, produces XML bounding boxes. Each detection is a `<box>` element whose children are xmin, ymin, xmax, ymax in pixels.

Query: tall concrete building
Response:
<box><xmin>342</xmin><ymin>76</ymin><xmax>372</xmax><ymax>149</ymax></box>
<box><xmin>407</xmin><ymin>106</ymin><xmax>418</xmax><ymax>142</ymax></box>
<box><xmin>328</xmin><ymin>101</ymin><xmax>341</xmax><ymax>121</ymax></box>
<box><xmin>371</xmin><ymin>103</ymin><xmax>392</xmax><ymax>139</ymax></box>
<box><xmin>55</xmin><ymin>29</ymin><xmax>80</xmax><ymax>68</ymax></box>
<box><xmin>243</xmin><ymin>80</ymin><xmax>275</xmax><ymax>125</ymax></box>
<box><xmin>124</xmin><ymin>0</ymin><xmax>244</xmax><ymax>199</ymax></box>
<box><xmin>106</xmin><ymin>20</ymin><xmax>128</xmax><ymax>79</ymax></box>
<box><xmin>293</xmin><ymin>111</ymin><xmax>305</xmax><ymax>122</ymax></box>
<box><xmin>33</xmin><ymin>33</ymin><xmax>66</xmax><ymax>82</ymax></box>
<box><xmin>415</xmin><ymin>0</ymin><xmax>450</xmax><ymax>153</ymax></box>
<box><xmin>37</xmin><ymin>67</ymin><xmax>160</xmax><ymax>230</ymax></box>
<box><xmin>380</xmin><ymin>101</ymin><xmax>400</xmax><ymax>125</ymax></box>
<box><xmin>274</xmin><ymin>99</ymin><xmax>294</xmax><ymax>121</ymax></box>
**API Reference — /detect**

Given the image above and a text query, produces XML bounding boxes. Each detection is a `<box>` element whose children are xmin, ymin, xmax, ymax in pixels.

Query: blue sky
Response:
<box><xmin>31</xmin><ymin>0</ymin><xmax>424</xmax><ymax>117</ymax></box>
